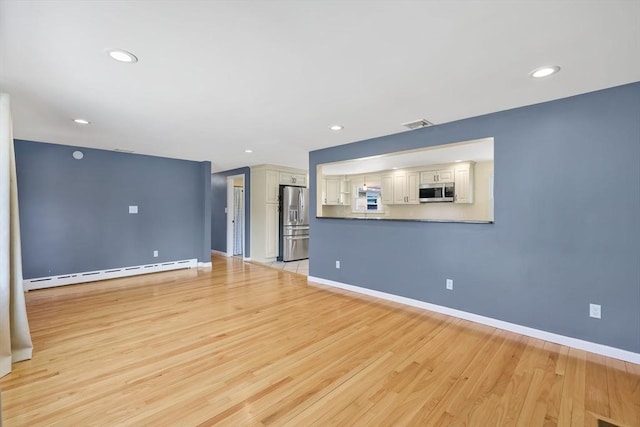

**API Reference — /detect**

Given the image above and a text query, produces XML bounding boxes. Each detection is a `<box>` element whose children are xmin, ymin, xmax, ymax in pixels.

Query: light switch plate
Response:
<box><xmin>153</xmin><ymin>250</ymin><xmax>158</xmax><ymax>257</ymax></box>
<box><xmin>446</xmin><ymin>279</ymin><xmax>453</xmax><ymax>290</ymax></box>
<box><xmin>129</xmin><ymin>205</ymin><xmax>138</xmax><ymax>214</ymax></box>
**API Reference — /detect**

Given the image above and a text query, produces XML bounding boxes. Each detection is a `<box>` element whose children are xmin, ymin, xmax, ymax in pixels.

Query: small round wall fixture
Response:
<box><xmin>106</xmin><ymin>49</ymin><xmax>138</xmax><ymax>63</ymax></box>
<box><xmin>72</xmin><ymin>150</ymin><xmax>84</xmax><ymax>160</ymax></box>
<box><xmin>529</xmin><ymin>65</ymin><xmax>561</xmax><ymax>78</ymax></box>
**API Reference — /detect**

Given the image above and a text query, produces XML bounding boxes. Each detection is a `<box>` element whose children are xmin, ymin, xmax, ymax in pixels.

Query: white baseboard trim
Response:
<box><xmin>198</xmin><ymin>262</ymin><xmax>212</xmax><ymax>268</ymax></box>
<box><xmin>210</xmin><ymin>250</ymin><xmax>250</xmax><ymax>261</ymax></box>
<box><xmin>24</xmin><ymin>259</ymin><xmax>198</xmax><ymax>291</ymax></box>
<box><xmin>307</xmin><ymin>276</ymin><xmax>640</xmax><ymax>365</ymax></box>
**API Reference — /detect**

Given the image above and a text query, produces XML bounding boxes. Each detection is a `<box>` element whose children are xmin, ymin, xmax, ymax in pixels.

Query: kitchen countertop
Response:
<box><xmin>316</xmin><ymin>216</ymin><xmax>493</xmax><ymax>224</ymax></box>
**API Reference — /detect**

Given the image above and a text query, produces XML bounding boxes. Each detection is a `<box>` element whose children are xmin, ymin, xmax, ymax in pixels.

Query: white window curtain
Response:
<box><xmin>0</xmin><ymin>93</ymin><xmax>33</xmax><ymax>378</ymax></box>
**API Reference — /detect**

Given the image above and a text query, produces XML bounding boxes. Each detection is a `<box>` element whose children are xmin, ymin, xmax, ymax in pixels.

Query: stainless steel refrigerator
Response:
<box><xmin>279</xmin><ymin>185</ymin><xmax>309</xmax><ymax>261</ymax></box>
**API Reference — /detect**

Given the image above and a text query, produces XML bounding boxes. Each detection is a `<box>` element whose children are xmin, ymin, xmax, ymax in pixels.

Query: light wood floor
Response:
<box><xmin>1</xmin><ymin>255</ymin><xmax>638</xmax><ymax>426</ymax></box>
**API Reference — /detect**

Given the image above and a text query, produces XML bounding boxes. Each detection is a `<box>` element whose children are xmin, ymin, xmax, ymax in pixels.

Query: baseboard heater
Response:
<box><xmin>23</xmin><ymin>259</ymin><xmax>198</xmax><ymax>291</ymax></box>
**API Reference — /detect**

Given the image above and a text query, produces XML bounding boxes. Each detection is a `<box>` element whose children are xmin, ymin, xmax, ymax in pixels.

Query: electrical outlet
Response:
<box><xmin>153</xmin><ymin>250</ymin><xmax>159</xmax><ymax>257</ymax></box>
<box><xmin>128</xmin><ymin>205</ymin><xmax>138</xmax><ymax>214</ymax></box>
<box><xmin>446</xmin><ymin>279</ymin><xmax>453</xmax><ymax>290</ymax></box>
<box><xmin>335</xmin><ymin>260</ymin><xmax>340</xmax><ymax>269</ymax></box>
<box><xmin>589</xmin><ymin>304</ymin><xmax>601</xmax><ymax>319</ymax></box>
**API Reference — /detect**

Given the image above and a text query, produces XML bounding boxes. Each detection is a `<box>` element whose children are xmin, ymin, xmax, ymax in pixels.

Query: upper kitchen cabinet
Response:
<box><xmin>323</xmin><ymin>178</ymin><xmax>339</xmax><ymax>205</ymax></box>
<box><xmin>420</xmin><ymin>168</ymin><xmax>453</xmax><ymax>184</ymax></box>
<box><xmin>454</xmin><ymin>162</ymin><xmax>475</xmax><ymax>204</ymax></box>
<box><xmin>265</xmin><ymin>170</ymin><xmax>279</xmax><ymax>203</ymax></box>
<box><xmin>279</xmin><ymin>172</ymin><xmax>307</xmax><ymax>187</ymax></box>
<box><xmin>322</xmin><ymin>177</ymin><xmax>350</xmax><ymax>205</ymax></box>
<box><xmin>391</xmin><ymin>171</ymin><xmax>419</xmax><ymax>204</ymax></box>
<box><xmin>381</xmin><ymin>175</ymin><xmax>394</xmax><ymax>204</ymax></box>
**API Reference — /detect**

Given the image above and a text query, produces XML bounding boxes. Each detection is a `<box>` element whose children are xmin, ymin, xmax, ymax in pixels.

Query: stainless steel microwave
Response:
<box><xmin>419</xmin><ymin>182</ymin><xmax>454</xmax><ymax>203</ymax></box>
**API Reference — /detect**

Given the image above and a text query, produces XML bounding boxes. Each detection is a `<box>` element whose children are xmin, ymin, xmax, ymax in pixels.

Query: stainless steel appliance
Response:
<box><xmin>419</xmin><ymin>182</ymin><xmax>455</xmax><ymax>203</ymax></box>
<box><xmin>279</xmin><ymin>185</ymin><xmax>309</xmax><ymax>261</ymax></box>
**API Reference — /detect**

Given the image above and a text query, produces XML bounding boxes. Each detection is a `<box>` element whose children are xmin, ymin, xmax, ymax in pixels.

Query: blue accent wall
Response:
<box><xmin>15</xmin><ymin>140</ymin><xmax>212</xmax><ymax>278</ymax></box>
<box><xmin>309</xmin><ymin>82</ymin><xmax>640</xmax><ymax>353</ymax></box>
<box><xmin>211</xmin><ymin>167</ymin><xmax>251</xmax><ymax>256</ymax></box>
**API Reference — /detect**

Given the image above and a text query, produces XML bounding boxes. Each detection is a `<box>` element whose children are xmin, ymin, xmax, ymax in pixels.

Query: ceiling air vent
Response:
<box><xmin>401</xmin><ymin>119</ymin><xmax>434</xmax><ymax>130</ymax></box>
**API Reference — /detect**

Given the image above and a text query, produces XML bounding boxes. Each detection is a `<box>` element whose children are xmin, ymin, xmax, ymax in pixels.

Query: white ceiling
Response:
<box><xmin>1</xmin><ymin>1</ymin><xmax>639</xmax><ymax>172</ymax></box>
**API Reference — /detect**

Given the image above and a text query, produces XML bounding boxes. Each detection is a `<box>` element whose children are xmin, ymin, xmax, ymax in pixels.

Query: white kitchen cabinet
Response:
<box><xmin>324</xmin><ymin>178</ymin><xmax>340</xmax><ymax>204</ymax></box>
<box><xmin>407</xmin><ymin>172</ymin><xmax>419</xmax><ymax>204</ymax></box>
<box><xmin>420</xmin><ymin>168</ymin><xmax>453</xmax><ymax>184</ymax></box>
<box><xmin>339</xmin><ymin>179</ymin><xmax>350</xmax><ymax>205</ymax></box>
<box><xmin>322</xmin><ymin>177</ymin><xmax>350</xmax><ymax>205</ymax></box>
<box><xmin>265</xmin><ymin>203</ymin><xmax>279</xmax><ymax>258</ymax></box>
<box><xmin>279</xmin><ymin>172</ymin><xmax>306</xmax><ymax>187</ymax></box>
<box><xmin>454</xmin><ymin>162</ymin><xmax>475</xmax><ymax>203</ymax></box>
<box><xmin>266</xmin><ymin>170</ymin><xmax>279</xmax><ymax>203</ymax></box>
<box><xmin>391</xmin><ymin>171</ymin><xmax>419</xmax><ymax>204</ymax></box>
<box><xmin>381</xmin><ymin>175</ymin><xmax>394</xmax><ymax>204</ymax></box>
<box><xmin>251</xmin><ymin>165</ymin><xmax>307</xmax><ymax>263</ymax></box>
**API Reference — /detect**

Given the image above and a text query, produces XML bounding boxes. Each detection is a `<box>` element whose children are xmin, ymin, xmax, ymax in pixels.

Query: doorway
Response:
<box><xmin>226</xmin><ymin>175</ymin><xmax>245</xmax><ymax>257</ymax></box>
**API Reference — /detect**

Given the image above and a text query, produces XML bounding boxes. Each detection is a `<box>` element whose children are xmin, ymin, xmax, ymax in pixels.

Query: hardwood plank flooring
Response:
<box><xmin>1</xmin><ymin>255</ymin><xmax>638</xmax><ymax>426</ymax></box>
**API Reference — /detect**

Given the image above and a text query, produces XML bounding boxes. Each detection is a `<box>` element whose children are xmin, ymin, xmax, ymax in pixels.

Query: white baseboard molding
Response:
<box><xmin>307</xmin><ymin>276</ymin><xmax>640</xmax><ymax>365</ymax></box>
<box><xmin>210</xmin><ymin>250</ymin><xmax>250</xmax><ymax>261</ymax></box>
<box><xmin>198</xmin><ymin>262</ymin><xmax>212</xmax><ymax>268</ymax></box>
<box><xmin>24</xmin><ymin>259</ymin><xmax>198</xmax><ymax>291</ymax></box>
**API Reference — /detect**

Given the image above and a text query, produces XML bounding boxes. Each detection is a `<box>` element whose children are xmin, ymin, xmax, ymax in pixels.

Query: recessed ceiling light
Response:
<box><xmin>529</xmin><ymin>65</ymin><xmax>560</xmax><ymax>78</ymax></box>
<box><xmin>244</xmin><ymin>149</ymin><xmax>253</xmax><ymax>153</ymax></box>
<box><xmin>73</xmin><ymin>118</ymin><xmax>90</xmax><ymax>124</ymax></box>
<box><xmin>330</xmin><ymin>125</ymin><xmax>344</xmax><ymax>131</ymax></box>
<box><xmin>107</xmin><ymin>49</ymin><xmax>138</xmax><ymax>63</ymax></box>
<box><xmin>454</xmin><ymin>160</ymin><xmax>463</xmax><ymax>163</ymax></box>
